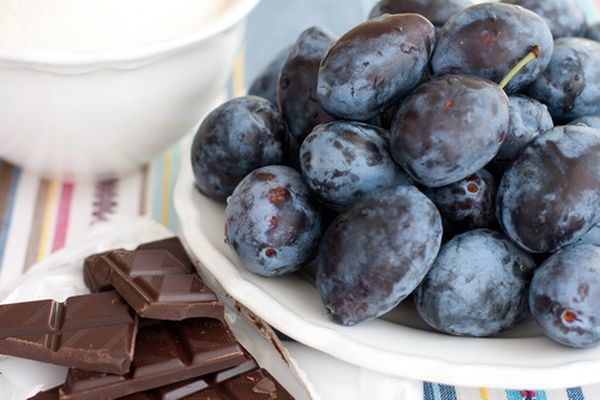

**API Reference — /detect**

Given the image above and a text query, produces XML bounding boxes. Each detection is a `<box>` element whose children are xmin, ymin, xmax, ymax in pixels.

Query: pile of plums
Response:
<box><xmin>191</xmin><ymin>0</ymin><xmax>600</xmax><ymax>349</ymax></box>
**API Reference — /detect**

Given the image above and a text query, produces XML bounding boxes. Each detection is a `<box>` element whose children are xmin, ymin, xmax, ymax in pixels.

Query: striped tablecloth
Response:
<box><xmin>1</xmin><ymin>1</ymin><xmax>599</xmax><ymax>399</ymax></box>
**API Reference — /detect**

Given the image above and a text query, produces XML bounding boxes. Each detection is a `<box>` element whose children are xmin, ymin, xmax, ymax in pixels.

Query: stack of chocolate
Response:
<box><xmin>0</xmin><ymin>238</ymin><xmax>294</xmax><ymax>400</ymax></box>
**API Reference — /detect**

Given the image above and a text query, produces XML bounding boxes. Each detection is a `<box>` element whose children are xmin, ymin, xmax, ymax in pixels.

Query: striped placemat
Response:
<box><xmin>1</xmin><ymin>1</ymin><xmax>599</xmax><ymax>399</ymax></box>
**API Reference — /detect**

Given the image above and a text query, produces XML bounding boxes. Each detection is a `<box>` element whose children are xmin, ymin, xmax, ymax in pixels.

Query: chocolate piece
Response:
<box><xmin>28</xmin><ymin>387</ymin><xmax>59</xmax><ymax>400</ymax></box>
<box><xmin>121</xmin><ymin>361</ymin><xmax>293</xmax><ymax>400</ymax></box>
<box><xmin>84</xmin><ymin>238</ymin><xmax>223</xmax><ymax>321</ymax></box>
<box><xmin>83</xmin><ymin>251</ymin><xmax>113</xmax><ymax>292</ymax></box>
<box><xmin>0</xmin><ymin>291</ymin><xmax>137</xmax><ymax>374</ymax></box>
<box><xmin>83</xmin><ymin>238</ymin><xmax>194</xmax><ymax>293</ymax></box>
<box><xmin>59</xmin><ymin>318</ymin><xmax>248</xmax><ymax>400</ymax></box>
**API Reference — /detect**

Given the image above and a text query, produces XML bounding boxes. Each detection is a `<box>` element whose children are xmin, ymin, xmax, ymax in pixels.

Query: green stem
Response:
<box><xmin>498</xmin><ymin>45</ymin><xmax>541</xmax><ymax>90</ymax></box>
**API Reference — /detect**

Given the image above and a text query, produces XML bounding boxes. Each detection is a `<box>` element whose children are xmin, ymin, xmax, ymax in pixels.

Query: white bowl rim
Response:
<box><xmin>0</xmin><ymin>0</ymin><xmax>260</xmax><ymax>68</ymax></box>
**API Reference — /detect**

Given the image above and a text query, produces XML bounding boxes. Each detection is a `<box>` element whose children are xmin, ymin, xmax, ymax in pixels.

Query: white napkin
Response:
<box><xmin>0</xmin><ymin>216</ymin><xmax>173</xmax><ymax>400</ymax></box>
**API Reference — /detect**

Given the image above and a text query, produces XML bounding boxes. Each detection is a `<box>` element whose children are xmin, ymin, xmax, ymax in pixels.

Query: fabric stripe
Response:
<box><xmin>505</xmin><ymin>390</ymin><xmax>523</xmax><ymax>400</ymax></box>
<box><xmin>92</xmin><ymin>180</ymin><xmax>118</xmax><ymax>223</ymax></box>
<box><xmin>0</xmin><ymin>165</ymin><xmax>20</xmax><ymax>267</ymax></box>
<box><xmin>439</xmin><ymin>383</ymin><xmax>457</xmax><ymax>400</ymax></box>
<box><xmin>139</xmin><ymin>165</ymin><xmax>149</xmax><ymax>215</ymax></box>
<box><xmin>51</xmin><ymin>183</ymin><xmax>74</xmax><ymax>252</ymax></box>
<box><xmin>64</xmin><ymin>181</ymin><xmax>94</xmax><ymax>247</ymax></box>
<box><xmin>567</xmin><ymin>388</ymin><xmax>585</xmax><ymax>400</ymax></box>
<box><xmin>161</xmin><ymin>149</ymin><xmax>172</xmax><ymax>227</ymax></box>
<box><xmin>233</xmin><ymin>51</ymin><xmax>246</xmax><ymax>97</ymax></box>
<box><xmin>424</xmin><ymin>382</ymin><xmax>435</xmax><ymax>400</ymax></box>
<box><xmin>116</xmin><ymin>169</ymin><xmax>144</xmax><ymax>217</ymax></box>
<box><xmin>150</xmin><ymin>153</ymin><xmax>164</xmax><ymax>223</ymax></box>
<box><xmin>479</xmin><ymin>388</ymin><xmax>490</xmax><ymax>400</ymax></box>
<box><xmin>0</xmin><ymin>172</ymin><xmax>38</xmax><ymax>292</ymax></box>
<box><xmin>167</xmin><ymin>143</ymin><xmax>182</xmax><ymax>233</ymax></box>
<box><xmin>23</xmin><ymin>180</ymin><xmax>49</xmax><ymax>268</ymax></box>
<box><xmin>37</xmin><ymin>180</ymin><xmax>58</xmax><ymax>261</ymax></box>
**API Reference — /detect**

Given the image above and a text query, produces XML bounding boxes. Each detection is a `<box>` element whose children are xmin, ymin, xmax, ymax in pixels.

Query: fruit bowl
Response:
<box><xmin>174</xmin><ymin>135</ymin><xmax>600</xmax><ymax>390</ymax></box>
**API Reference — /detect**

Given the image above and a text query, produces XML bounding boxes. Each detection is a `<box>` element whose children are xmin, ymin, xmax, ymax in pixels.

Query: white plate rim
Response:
<box><xmin>174</xmin><ymin>135</ymin><xmax>600</xmax><ymax>389</ymax></box>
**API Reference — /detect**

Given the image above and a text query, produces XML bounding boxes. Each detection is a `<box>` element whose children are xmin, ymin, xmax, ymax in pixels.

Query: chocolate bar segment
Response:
<box><xmin>0</xmin><ymin>291</ymin><xmax>137</xmax><ymax>374</ymax></box>
<box><xmin>84</xmin><ymin>238</ymin><xmax>223</xmax><ymax>321</ymax></box>
<box><xmin>120</xmin><ymin>361</ymin><xmax>293</xmax><ymax>400</ymax></box>
<box><xmin>59</xmin><ymin>318</ymin><xmax>248</xmax><ymax>400</ymax></box>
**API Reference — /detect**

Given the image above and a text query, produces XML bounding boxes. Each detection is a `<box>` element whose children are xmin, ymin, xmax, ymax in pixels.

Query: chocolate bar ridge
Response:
<box><xmin>0</xmin><ymin>291</ymin><xmax>137</xmax><ymax>374</ymax></box>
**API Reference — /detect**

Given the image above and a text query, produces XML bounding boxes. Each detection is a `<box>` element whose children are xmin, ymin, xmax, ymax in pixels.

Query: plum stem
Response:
<box><xmin>498</xmin><ymin>45</ymin><xmax>541</xmax><ymax>90</ymax></box>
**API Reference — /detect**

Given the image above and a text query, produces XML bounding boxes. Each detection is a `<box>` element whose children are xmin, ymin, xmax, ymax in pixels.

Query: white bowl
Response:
<box><xmin>174</xmin><ymin>135</ymin><xmax>600</xmax><ymax>390</ymax></box>
<box><xmin>0</xmin><ymin>0</ymin><xmax>259</xmax><ymax>180</ymax></box>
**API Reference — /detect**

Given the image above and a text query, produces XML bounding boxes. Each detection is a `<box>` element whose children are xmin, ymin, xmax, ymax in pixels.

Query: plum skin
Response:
<box><xmin>191</xmin><ymin>96</ymin><xmax>286</xmax><ymax>201</ymax></box>
<box><xmin>496</xmin><ymin>125</ymin><xmax>600</xmax><ymax>253</ymax></box>
<box><xmin>431</xmin><ymin>2</ymin><xmax>554</xmax><ymax>93</ymax></box>
<box><xmin>390</xmin><ymin>75</ymin><xmax>509</xmax><ymax>188</ymax></box>
<box><xmin>530</xmin><ymin>244</ymin><xmax>600</xmax><ymax>348</ymax></box>
<box><xmin>300</xmin><ymin>121</ymin><xmax>410</xmax><ymax>211</ymax></box>
<box><xmin>316</xmin><ymin>185</ymin><xmax>442</xmax><ymax>326</ymax></box>
<box><xmin>225</xmin><ymin>165</ymin><xmax>322</xmax><ymax>277</ymax></box>
<box><xmin>415</xmin><ymin>229</ymin><xmax>537</xmax><ymax>337</ymax></box>
<box><xmin>317</xmin><ymin>14</ymin><xmax>436</xmax><ymax>121</ymax></box>
<box><xmin>528</xmin><ymin>38</ymin><xmax>600</xmax><ymax>122</ymax></box>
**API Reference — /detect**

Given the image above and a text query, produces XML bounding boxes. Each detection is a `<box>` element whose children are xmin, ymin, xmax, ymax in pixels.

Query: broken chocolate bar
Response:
<box><xmin>121</xmin><ymin>360</ymin><xmax>294</xmax><ymax>400</ymax></box>
<box><xmin>84</xmin><ymin>238</ymin><xmax>223</xmax><ymax>321</ymax></box>
<box><xmin>59</xmin><ymin>318</ymin><xmax>248</xmax><ymax>400</ymax></box>
<box><xmin>0</xmin><ymin>291</ymin><xmax>137</xmax><ymax>374</ymax></box>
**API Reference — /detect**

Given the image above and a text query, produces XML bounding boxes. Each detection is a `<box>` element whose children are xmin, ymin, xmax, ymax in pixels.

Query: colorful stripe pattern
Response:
<box><xmin>0</xmin><ymin>2</ymin><xmax>599</xmax><ymax>399</ymax></box>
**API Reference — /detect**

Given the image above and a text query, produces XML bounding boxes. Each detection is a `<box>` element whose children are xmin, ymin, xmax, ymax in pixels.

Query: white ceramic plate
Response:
<box><xmin>174</xmin><ymin>135</ymin><xmax>600</xmax><ymax>389</ymax></box>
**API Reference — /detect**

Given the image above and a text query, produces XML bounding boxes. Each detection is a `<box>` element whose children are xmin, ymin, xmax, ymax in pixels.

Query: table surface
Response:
<box><xmin>1</xmin><ymin>1</ymin><xmax>600</xmax><ymax>399</ymax></box>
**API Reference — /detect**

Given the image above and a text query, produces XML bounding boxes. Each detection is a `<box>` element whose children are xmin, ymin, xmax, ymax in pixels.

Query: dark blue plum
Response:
<box><xmin>497</xmin><ymin>126</ymin><xmax>600</xmax><ymax>253</ymax></box>
<box><xmin>568</xmin><ymin>115</ymin><xmax>600</xmax><ymax>129</ymax></box>
<box><xmin>390</xmin><ymin>75</ymin><xmax>509</xmax><ymax>188</ymax></box>
<box><xmin>530</xmin><ymin>244</ymin><xmax>600</xmax><ymax>348</ymax></box>
<box><xmin>316</xmin><ymin>186</ymin><xmax>442</xmax><ymax>326</ymax></box>
<box><xmin>431</xmin><ymin>3</ymin><xmax>553</xmax><ymax>93</ymax></box>
<box><xmin>248</xmin><ymin>46</ymin><xmax>292</xmax><ymax>105</ymax></box>
<box><xmin>300</xmin><ymin>121</ymin><xmax>410</xmax><ymax>211</ymax></box>
<box><xmin>494</xmin><ymin>95</ymin><xmax>554</xmax><ymax>162</ymax></box>
<box><xmin>587</xmin><ymin>23</ymin><xmax>600</xmax><ymax>42</ymax></box>
<box><xmin>415</xmin><ymin>229</ymin><xmax>536</xmax><ymax>337</ymax></box>
<box><xmin>191</xmin><ymin>96</ymin><xmax>286</xmax><ymax>201</ymax></box>
<box><xmin>317</xmin><ymin>14</ymin><xmax>436</xmax><ymax>121</ymax></box>
<box><xmin>503</xmin><ymin>0</ymin><xmax>586</xmax><ymax>38</ymax></box>
<box><xmin>426</xmin><ymin>169</ymin><xmax>497</xmax><ymax>232</ymax></box>
<box><xmin>278</xmin><ymin>27</ymin><xmax>336</xmax><ymax>147</ymax></box>
<box><xmin>529</xmin><ymin>38</ymin><xmax>600</xmax><ymax>122</ymax></box>
<box><xmin>225</xmin><ymin>166</ymin><xmax>321</xmax><ymax>277</ymax></box>
<box><xmin>368</xmin><ymin>0</ymin><xmax>474</xmax><ymax>27</ymax></box>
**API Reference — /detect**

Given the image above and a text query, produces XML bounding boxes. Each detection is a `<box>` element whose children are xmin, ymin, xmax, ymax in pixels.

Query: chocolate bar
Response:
<box><xmin>0</xmin><ymin>291</ymin><xmax>137</xmax><ymax>374</ymax></box>
<box><xmin>121</xmin><ymin>361</ymin><xmax>294</xmax><ymax>400</ymax></box>
<box><xmin>59</xmin><ymin>318</ymin><xmax>248</xmax><ymax>400</ymax></box>
<box><xmin>30</xmin><ymin>361</ymin><xmax>294</xmax><ymax>400</ymax></box>
<box><xmin>84</xmin><ymin>238</ymin><xmax>224</xmax><ymax>321</ymax></box>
